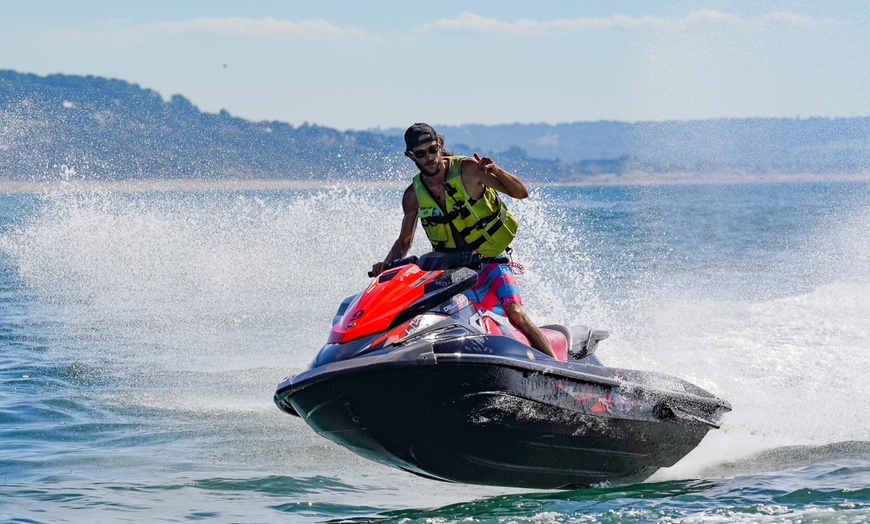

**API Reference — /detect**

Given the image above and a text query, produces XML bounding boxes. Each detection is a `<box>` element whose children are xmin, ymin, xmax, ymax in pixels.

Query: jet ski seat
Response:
<box><xmin>480</xmin><ymin>314</ymin><xmax>570</xmax><ymax>361</ymax></box>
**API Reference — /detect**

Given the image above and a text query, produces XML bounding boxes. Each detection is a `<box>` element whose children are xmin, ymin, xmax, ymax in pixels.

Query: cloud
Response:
<box><xmin>49</xmin><ymin>16</ymin><xmax>379</xmax><ymax>42</ymax></box>
<box><xmin>413</xmin><ymin>10</ymin><xmax>845</xmax><ymax>36</ymax></box>
<box><xmin>144</xmin><ymin>16</ymin><xmax>378</xmax><ymax>40</ymax></box>
<box><xmin>686</xmin><ymin>9</ymin><xmax>844</xmax><ymax>30</ymax></box>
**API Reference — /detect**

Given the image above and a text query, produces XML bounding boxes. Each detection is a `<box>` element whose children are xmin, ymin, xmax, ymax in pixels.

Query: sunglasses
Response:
<box><xmin>408</xmin><ymin>144</ymin><xmax>439</xmax><ymax>159</ymax></box>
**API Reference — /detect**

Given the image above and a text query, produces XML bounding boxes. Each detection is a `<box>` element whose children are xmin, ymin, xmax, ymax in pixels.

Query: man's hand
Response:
<box><xmin>370</xmin><ymin>261</ymin><xmax>387</xmax><ymax>277</ymax></box>
<box><xmin>474</xmin><ymin>153</ymin><xmax>497</xmax><ymax>175</ymax></box>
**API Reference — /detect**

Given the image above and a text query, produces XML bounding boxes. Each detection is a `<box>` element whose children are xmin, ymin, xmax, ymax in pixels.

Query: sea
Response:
<box><xmin>1</xmin><ymin>179</ymin><xmax>869</xmax><ymax>523</ymax></box>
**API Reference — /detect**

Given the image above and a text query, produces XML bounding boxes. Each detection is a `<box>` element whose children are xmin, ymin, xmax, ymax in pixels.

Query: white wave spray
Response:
<box><xmin>2</xmin><ymin>181</ymin><xmax>868</xmax><ymax>479</ymax></box>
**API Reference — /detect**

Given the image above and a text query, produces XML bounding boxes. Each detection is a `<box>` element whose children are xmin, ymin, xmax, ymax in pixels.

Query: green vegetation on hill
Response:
<box><xmin>0</xmin><ymin>70</ymin><xmax>405</xmax><ymax>181</ymax></box>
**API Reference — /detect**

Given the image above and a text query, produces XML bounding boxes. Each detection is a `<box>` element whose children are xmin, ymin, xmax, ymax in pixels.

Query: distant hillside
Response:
<box><xmin>382</xmin><ymin>117</ymin><xmax>870</xmax><ymax>175</ymax></box>
<box><xmin>3</xmin><ymin>70</ymin><xmax>870</xmax><ymax>182</ymax></box>
<box><xmin>0</xmin><ymin>70</ymin><xmax>405</xmax><ymax>181</ymax></box>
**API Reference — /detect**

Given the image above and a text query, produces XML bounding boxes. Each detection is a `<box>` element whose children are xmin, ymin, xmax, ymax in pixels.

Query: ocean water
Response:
<box><xmin>1</xmin><ymin>180</ymin><xmax>869</xmax><ymax>523</ymax></box>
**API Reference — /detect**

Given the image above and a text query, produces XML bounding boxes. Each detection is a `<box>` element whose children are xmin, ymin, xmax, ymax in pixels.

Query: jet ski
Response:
<box><xmin>274</xmin><ymin>252</ymin><xmax>731</xmax><ymax>490</ymax></box>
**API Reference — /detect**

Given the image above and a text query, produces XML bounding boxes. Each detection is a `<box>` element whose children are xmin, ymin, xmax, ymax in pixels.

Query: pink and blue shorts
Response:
<box><xmin>462</xmin><ymin>262</ymin><xmax>522</xmax><ymax>316</ymax></box>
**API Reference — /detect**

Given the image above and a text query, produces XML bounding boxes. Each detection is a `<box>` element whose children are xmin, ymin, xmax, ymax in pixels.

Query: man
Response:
<box><xmin>371</xmin><ymin>123</ymin><xmax>555</xmax><ymax>358</ymax></box>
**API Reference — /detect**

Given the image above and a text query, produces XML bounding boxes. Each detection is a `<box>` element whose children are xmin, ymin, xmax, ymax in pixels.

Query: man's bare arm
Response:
<box><xmin>371</xmin><ymin>185</ymin><xmax>418</xmax><ymax>276</ymax></box>
<box><xmin>462</xmin><ymin>154</ymin><xmax>529</xmax><ymax>199</ymax></box>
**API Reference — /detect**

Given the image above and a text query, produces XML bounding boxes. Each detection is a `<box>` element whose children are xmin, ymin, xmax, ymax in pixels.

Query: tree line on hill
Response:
<box><xmin>2</xmin><ymin>70</ymin><xmax>869</xmax><ymax>183</ymax></box>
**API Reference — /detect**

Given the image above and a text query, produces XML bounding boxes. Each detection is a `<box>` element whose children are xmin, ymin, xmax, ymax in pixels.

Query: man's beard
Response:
<box><xmin>419</xmin><ymin>157</ymin><xmax>442</xmax><ymax>177</ymax></box>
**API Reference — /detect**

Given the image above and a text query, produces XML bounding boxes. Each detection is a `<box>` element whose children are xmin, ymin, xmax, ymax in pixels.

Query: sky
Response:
<box><xmin>2</xmin><ymin>1</ymin><xmax>868</xmax><ymax>131</ymax></box>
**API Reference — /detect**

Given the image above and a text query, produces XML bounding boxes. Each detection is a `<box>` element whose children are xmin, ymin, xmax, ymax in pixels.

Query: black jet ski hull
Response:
<box><xmin>276</xmin><ymin>337</ymin><xmax>728</xmax><ymax>489</ymax></box>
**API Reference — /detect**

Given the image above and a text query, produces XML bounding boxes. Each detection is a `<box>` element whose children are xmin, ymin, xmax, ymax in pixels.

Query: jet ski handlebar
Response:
<box><xmin>369</xmin><ymin>252</ymin><xmax>509</xmax><ymax>277</ymax></box>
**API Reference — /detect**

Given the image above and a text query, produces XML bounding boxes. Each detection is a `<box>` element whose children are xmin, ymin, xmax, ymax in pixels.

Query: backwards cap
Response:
<box><xmin>404</xmin><ymin>123</ymin><xmax>438</xmax><ymax>150</ymax></box>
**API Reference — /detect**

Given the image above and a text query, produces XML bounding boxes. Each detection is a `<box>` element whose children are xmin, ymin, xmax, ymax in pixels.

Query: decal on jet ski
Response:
<box><xmin>556</xmin><ymin>383</ymin><xmax>638</xmax><ymax>414</ymax></box>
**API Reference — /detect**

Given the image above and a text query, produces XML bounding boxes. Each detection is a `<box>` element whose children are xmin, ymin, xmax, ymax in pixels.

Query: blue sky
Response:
<box><xmin>2</xmin><ymin>1</ymin><xmax>868</xmax><ymax>130</ymax></box>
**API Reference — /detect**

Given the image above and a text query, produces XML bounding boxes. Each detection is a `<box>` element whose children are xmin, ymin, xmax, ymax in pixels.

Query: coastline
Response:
<box><xmin>1</xmin><ymin>171</ymin><xmax>869</xmax><ymax>194</ymax></box>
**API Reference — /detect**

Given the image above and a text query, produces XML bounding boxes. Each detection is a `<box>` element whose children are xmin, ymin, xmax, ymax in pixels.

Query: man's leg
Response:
<box><xmin>469</xmin><ymin>262</ymin><xmax>556</xmax><ymax>359</ymax></box>
<box><xmin>504</xmin><ymin>301</ymin><xmax>556</xmax><ymax>358</ymax></box>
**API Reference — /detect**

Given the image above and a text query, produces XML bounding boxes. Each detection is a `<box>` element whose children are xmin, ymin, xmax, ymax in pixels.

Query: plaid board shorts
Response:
<box><xmin>462</xmin><ymin>262</ymin><xmax>522</xmax><ymax>316</ymax></box>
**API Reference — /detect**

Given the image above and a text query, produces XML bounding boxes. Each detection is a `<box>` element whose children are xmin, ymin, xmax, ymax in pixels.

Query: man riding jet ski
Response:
<box><xmin>274</xmin><ymin>124</ymin><xmax>729</xmax><ymax>489</ymax></box>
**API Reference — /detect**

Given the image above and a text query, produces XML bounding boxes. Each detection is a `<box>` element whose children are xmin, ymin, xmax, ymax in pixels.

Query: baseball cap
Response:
<box><xmin>404</xmin><ymin>123</ymin><xmax>438</xmax><ymax>150</ymax></box>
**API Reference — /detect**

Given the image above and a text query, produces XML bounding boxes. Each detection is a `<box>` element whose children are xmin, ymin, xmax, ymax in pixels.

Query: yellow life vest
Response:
<box><xmin>412</xmin><ymin>156</ymin><xmax>518</xmax><ymax>257</ymax></box>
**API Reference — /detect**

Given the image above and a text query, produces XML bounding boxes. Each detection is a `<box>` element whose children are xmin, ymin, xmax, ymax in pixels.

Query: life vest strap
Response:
<box><xmin>451</xmin><ymin>201</ymin><xmax>507</xmax><ymax>246</ymax></box>
<box><xmin>466</xmin><ymin>218</ymin><xmax>505</xmax><ymax>250</ymax></box>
